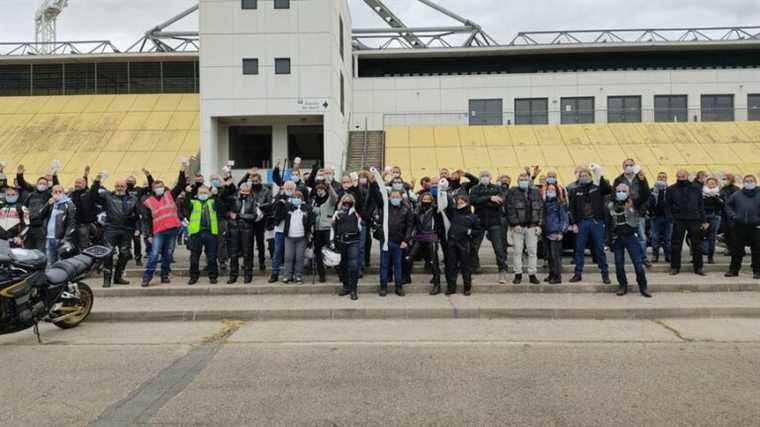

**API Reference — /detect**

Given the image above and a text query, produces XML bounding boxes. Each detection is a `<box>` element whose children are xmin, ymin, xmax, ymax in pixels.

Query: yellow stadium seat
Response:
<box><xmin>96</xmin><ymin>112</ymin><xmax>125</xmax><ymax>130</ymax></box>
<box><xmin>675</xmin><ymin>143</ymin><xmax>711</xmax><ymax>164</ymax></box>
<box><xmin>180</xmin><ymin>131</ymin><xmax>200</xmax><ymax>154</ymax></box>
<box><xmin>117</xmin><ymin>151</ymin><xmax>153</xmax><ymax>175</ymax></box>
<box><xmin>509</xmin><ymin>125</ymin><xmax>538</xmax><ymax>145</ymax></box>
<box><xmin>144</xmin><ymin>111</ymin><xmax>174</xmax><ymax>131</ymax></box>
<box><xmin>482</xmin><ymin>126</ymin><xmax>511</xmax><ymax>146</ymax></box>
<box><xmin>730</xmin><ymin>143</ymin><xmax>760</xmax><ymax>160</ymax></box>
<box><xmin>60</xmin><ymin>96</ymin><xmax>94</xmax><ymax>114</ymax></box>
<box><xmin>651</xmin><ymin>144</ymin><xmax>686</xmax><ymax>165</ymax></box>
<box><xmin>736</xmin><ymin>122</ymin><xmax>760</xmax><ymax>142</ymax></box>
<box><xmin>583</xmin><ymin>124</ymin><xmax>617</xmax><ymax>145</ymax></box>
<box><xmin>75</xmin><ymin>132</ymin><xmax>111</xmax><ymax>153</ymax></box>
<box><xmin>130</xmin><ymin>131</ymin><xmax>164</xmax><ymax>152</ymax></box>
<box><xmin>166</xmin><ymin>112</ymin><xmax>197</xmax><ymax>130</ymax></box>
<box><xmin>384</xmin><ymin>127</ymin><xmax>409</xmax><ymax>148</ymax></box>
<box><xmin>659</xmin><ymin>123</ymin><xmax>697</xmax><ymax>144</ymax></box>
<box><xmin>540</xmin><ymin>145</ymin><xmax>574</xmax><ymax>166</ymax></box>
<box><xmin>0</xmin><ymin>97</ymin><xmax>29</xmax><ymax>114</ymax></box>
<box><xmin>153</xmin><ymin>94</ymin><xmax>184</xmax><ymax>112</ymax></box>
<box><xmin>558</xmin><ymin>124</ymin><xmax>591</xmax><ymax>145</ymax></box>
<box><xmin>118</xmin><ymin>112</ymin><xmax>150</xmax><ymax>131</ymax></box>
<box><xmin>83</xmin><ymin>95</ymin><xmax>115</xmax><ymax>113</ymax></box>
<box><xmin>635</xmin><ymin>124</ymin><xmax>669</xmax><ymax>144</ymax></box>
<box><xmin>38</xmin><ymin>96</ymin><xmax>70</xmax><ymax>115</ymax></box>
<box><xmin>156</xmin><ymin>130</ymin><xmax>190</xmax><ymax>152</ymax></box>
<box><xmin>433</xmin><ymin>126</ymin><xmax>459</xmax><ymax>147</ymax></box>
<box><xmin>94</xmin><ymin>152</ymin><xmax>127</xmax><ymax>174</ymax></box>
<box><xmin>408</xmin><ymin>126</ymin><xmax>435</xmax><ymax>147</ymax></box>
<box><xmin>71</xmin><ymin>113</ymin><xmax>104</xmax><ymax>131</ymax></box>
<box><xmin>716</xmin><ymin>122</ymin><xmax>751</xmax><ymax>143</ymax></box>
<box><xmin>533</xmin><ymin>125</ymin><xmax>563</xmax><ymax>145</ymax></box>
<box><xmin>145</xmin><ymin>152</ymin><xmax>182</xmax><ymax>176</ymax></box>
<box><xmin>107</xmin><ymin>95</ymin><xmax>137</xmax><ymax>112</ymax></box>
<box><xmin>130</xmin><ymin>95</ymin><xmax>160</xmax><ymax>112</ymax></box>
<box><xmin>593</xmin><ymin>145</ymin><xmax>628</xmax><ymax>166</ymax></box>
<box><xmin>458</xmin><ymin>126</ymin><xmax>486</xmax><ymax>146</ymax></box>
<box><xmin>67</xmin><ymin>151</ymin><xmax>101</xmax><ymax>174</ymax></box>
<box><xmin>487</xmin><ymin>146</ymin><xmax>518</xmax><ymax>167</ymax></box>
<box><xmin>568</xmin><ymin>145</ymin><xmax>600</xmax><ymax>166</ymax></box>
<box><xmin>621</xmin><ymin>144</ymin><xmax>659</xmax><ymax>166</ymax></box>
<box><xmin>435</xmin><ymin>147</ymin><xmax>464</xmax><ymax>170</ymax></box>
<box><xmin>410</xmin><ymin>147</ymin><xmax>437</xmax><ymax>173</ymax></box>
<box><xmin>176</xmin><ymin>94</ymin><xmax>199</xmax><ymax>112</ymax></box>
<box><xmin>104</xmin><ymin>131</ymin><xmax>138</xmax><ymax>152</ymax></box>
<box><xmin>513</xmin><ymin>145</ymin><xmax>544</xmax><ymax>166</ymax></box>
<box><xmin>463</xmin><ymin>147</ymin><xmax>491</xmax><ymax>170</ymax></box>
<box><xmin>385</xmin><ymin>147</ymin><xmax>411</xmax><ymax>171</ymax></box>
<box><xmin>607</xmin><ymin>123</ymin><xmax>642</xmax><ymax>145</ymax></box>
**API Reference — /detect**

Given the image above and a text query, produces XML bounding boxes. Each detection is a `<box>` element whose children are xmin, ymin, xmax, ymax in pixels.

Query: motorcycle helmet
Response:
<box><xmin>57</xmin><ymin>242</ymin><xmax>77</xmax><ymax>260</ymax></box>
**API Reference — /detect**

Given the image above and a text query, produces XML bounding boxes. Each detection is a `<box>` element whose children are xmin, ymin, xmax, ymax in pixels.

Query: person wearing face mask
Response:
<box><xmin>126</xmin><ymin>171</ymin><xmax>154</xmax><ymax>267</ymax></box>
<box><xmin>40</xmin><ymin>185</ymin><xmax>77</xmax><ymax>265</ymax></box>
<box><xmin>701</xmin><ymin>177</ymin><xmax>724</xmax><ymax>265</ymax></box>
<box><xmin>140</xmin><ymin>169</ymin><xmax>187</xmax><ymax>287</ymax></box>
<box><xmin>648</xmin><ymin>172</ymin><xmax>672</xmax><ymax>264</ymax></box>
<box><xmin>469</xmin><ymin>170</ymin><xmax>509</xmax><ymax>282</ymax></box>
<box><xmin>541</xmin><ymin>183</ymin><xmax>568</xmax><ymax>284</ymax></box>
<box><xmin>333</xmin><ymin>194</ymin><xmax>363</xmax><ymax>300</ymax></box>
<box><xmin>16</xmin><ymin>164</ymin><xmax>58</xmax><ymax>252</ymax></box>
<box><xmin>268</xmin><ymin>181</ymin><xmax>298</xmax><ymax>283</ymax></box>
<box><xmin>273</xmin><ymin>160</ymin><xmax>311</xmax><ymax>202</ymax></box>
<box><xmin>311</xmin><ymin>182</ymin><xmax>338</xmax><ymax>283</ymax></box>
<box><xmin>238</xmin><ymin>169</ymin><xmax>273</xmax><ymax>272</ymax></box>
<box><xmin>408</xmin><ymin>192</ymin><xmax>443</xmax><ymax>294</ymax></box>
<box><xmin>568</xmin><ymin>166</ymin><xmax>613</xmax><ymax>284</ymax></box>
<box><xmin>185</xmin><ymin>184</ymin><xmax>224</xmax><ymax>285</ymax></box>
<box><xmin>607</xmin><ymin>183</ymin><xmax>652</xmax><ymax>297</ymax></box>
<box><xmin>357</xmin><ymin>170</ymin><xmax>374</xmax><ymax>270</ymax></box>
<box><xmin>0</xmin><ymin>187</ymin><xmax>29</xmax><ymax>248</ymax></box>
<box><xmin>224</xmin><ymin>182</ymin><xmax>263</xmax><ymax>284</ymax></box>
<box><xmin>70</xmin><ymin>166</ymin><xmax>100</xmax><ymax>250</ymax></box>
<box><xmin>614</xmin><ymin>159</ymin><xmax>651</xmax><ymax>267</ymax></box>
<box><xmin>438</xmin><ymin>185</ymin><xmax>479</xmax><ymax>296</ymax></box>
<box><xmin>447</xmin><ymin>169</ymin><xmax>480</xmax><ymax>201</ymax></box>
<box><xmin>667</xmin><ymin>169</ymin><xmax>709</xmax><ymax>276</ymax></box>
<box><xmin>724</xmin><ymin>175</ymin><xmax>760</xmax><ymax>279</ymax></box>
<box><xmin>506</xmin><ymin>172</ymin><xmax>544</xmax><ymax>285</ymax></box>
<box><xmin>720</xmin><ymin>173</ymin><xmax>740</xmax><ymax>256</ymax></box>
<box><xmin>279</xmin><ymin>191</ymin><xmax>313</xmax><ymax>284</ymax></box>
<box><xmin>92</xmin><ymin>175</ymin><xmax>140</xmax><ymax>287</ymax></box>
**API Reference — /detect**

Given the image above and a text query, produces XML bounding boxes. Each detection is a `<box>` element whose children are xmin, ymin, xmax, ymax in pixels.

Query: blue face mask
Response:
<box><xmin>390</xmin><ymin>198</ymin><xmax>401</xmax><ymax>207</ymax></box>
<box><xmin>545</xmin><ymin>191</ymin><xmax>556</xmax><ymax>199</ymax></box>
<box><xmin>579</xmin><ymin>177</ymin><xmax>591</xmax><ymax>185</ymax></box>
<box><xmin>518</xmin><ymin>180</ymin><xmax>529</xmax><ymax>190</ymax></box>
<box><xmin>211</xmin><ymin>180</ymin><xmax>221</xmax><ymax>188</ymax></box>
<box><xmin>5</xmin><ymin>195</ymin><xmax>18</xmax><ymax>204</ymax></box>
<box><xmin>655</xmin><ymin>180</ymin><xmax>667</xmax><ymax>189</ymax></box>
<box><xmin>392</xmin><ymin>183</ymin><xmax>404</xmax><ymax>191</ymax></box>
<box><xmin>616</xmin><ymin>192</ymin><xmax>628</xmax><ymax>202</ymax></box>
<box><xmin>198</xmin><ymin>194</ymin><xmax>209</xmax><ymax>202</ymax></box>
<box><xmin>546</xmin><ymin>177</ymin><xmax>557</xmax><ymax>185</ymax></box>
<box><xmin>290</xmin><ymin>198</ymin><xmax>302</xmax><ymax>207</ymax></box>
<box><xmin>745</xmin><ymin>182</ymin><xmax>757</xmax><ymax>190</ymax></box>
<box><xmin>284</xmin><ymin>190</ymin><xmax>293</xmax><ymax>197</ymax></box>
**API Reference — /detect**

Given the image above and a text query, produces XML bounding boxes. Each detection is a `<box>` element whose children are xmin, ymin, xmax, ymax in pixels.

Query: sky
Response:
<box><xmin>0</xmin><ymin>0</ymin><xmax>758</xmax><ymax>49</ymax></box>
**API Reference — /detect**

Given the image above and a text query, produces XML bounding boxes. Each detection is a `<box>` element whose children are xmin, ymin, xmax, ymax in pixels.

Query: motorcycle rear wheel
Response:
<box><xmin>53</xmin><ymin>282</ymin><xmax>94</xmax><ymax>330</ymax></box>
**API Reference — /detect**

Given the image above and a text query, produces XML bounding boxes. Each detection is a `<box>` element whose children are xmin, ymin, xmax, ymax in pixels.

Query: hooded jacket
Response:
<box><xmin>726</xmin><ymin>188</ymin><xmax>760</xmax><ymax>226</ymax></box>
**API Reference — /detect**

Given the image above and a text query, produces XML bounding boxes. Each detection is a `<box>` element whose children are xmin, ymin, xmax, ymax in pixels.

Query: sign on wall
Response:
<box><xmin>297</xmin><ymin>98</ymin><xmax>330</xmax><ymax>113</ymax></box>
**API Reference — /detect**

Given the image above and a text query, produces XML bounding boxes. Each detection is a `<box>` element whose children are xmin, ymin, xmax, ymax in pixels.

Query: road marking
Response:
<box><xmin>88</xmin><ymin>320</ymin><xmax>245</xmax><ymax>426</ymax></box>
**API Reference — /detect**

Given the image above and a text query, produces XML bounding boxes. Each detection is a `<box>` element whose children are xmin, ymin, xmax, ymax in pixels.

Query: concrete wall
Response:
<box><xmin>350</xmin><ymin>68</ymin><xmax>760</xmax><ymax>130</ymax></box>
<box><xmin>199</xmin><ymin>0</ymin><xmax>351</xmax><ymax>175</ymax></box>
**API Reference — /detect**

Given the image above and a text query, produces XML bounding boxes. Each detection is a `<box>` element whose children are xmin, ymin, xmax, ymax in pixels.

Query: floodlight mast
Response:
<box><xmin>34</xmin><ymin>0</ymin><xmax>69</xmax><ymax>55</ymax></box>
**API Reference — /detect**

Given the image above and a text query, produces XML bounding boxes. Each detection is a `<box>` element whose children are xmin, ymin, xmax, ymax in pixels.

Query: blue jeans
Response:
<box><xmin>357</xmin><ymin>220</ymin><xmax>366</xmax><ymax>274</ymax></box>
<box><xmin>613</xmin><ymin>233</ymin><xmax>648</xmax><ymax>291</ymax></box>
<box><xmin>340</xmin><ymin>241</ymin><xmax>360</xmax><ymax>292</ymax></box>
<box><xmin>271</xmin><ymin>232</ymin><xmax>285</xmax><ymax>275</ymax></box>
<box><xmin>142</xmin><ymin>227</ymin><xmax>179</xmax><ymax>282</ymax></box>
<box><xmin>46</xmin><ymin>238</ymin><xmax>59</xmax><ymax>267</ymax></box>
<box><xmin>637</xmin><ymin>219</ymin><xmax>649</xmax><ymax>262</ymax></box>
<box><xmin>702</xmin><ymin>215</ymin><xmax>721</xmax><ymax>258</ymax></box>
<box><xmin>380</xmin><ymin>240</ymin><xmax>404</xmax><ymax>288</ymax></box>
<box><xmin>650</xmin><ymin>217</ymin><xmax>673</xmax><ymax>259</ymax></box>
<box><xmin>573</xmin><ymin>219</ymin><xmax>609</xmax><ymax>275</ymax></box>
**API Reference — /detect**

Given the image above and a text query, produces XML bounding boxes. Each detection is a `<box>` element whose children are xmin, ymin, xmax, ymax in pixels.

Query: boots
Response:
<box><xmin>513</xmin><ymin>274</ymin><xmax>522</xmax><ymax>285</ymax></box>
<box><xmin>338</xmin><ymin>287</ymin><xmax>350</xmax><ymax>297</ymax></box>
<box><xmin>161</xmin><ymin>276</ymin><xmax>171</xmax><ymax>284</ymax></box>
<box><xmin>529</xmin><ymin>275</ymin><xmax>540</xmax><ymax>285</ymax></box>
<box><xmin>445</xmin><ymin>283</ymin><xmax>456</xmax><ymax>296</ymax></box>
<box><xmin>430</xmin><ymin>283</ymin><xmax>441</xmax><ymax>295</ymax></box>
<box><xmin>227</xmin><ymin>276</ymin><xmax>238</xmax><ymax>284</ymax></box>
<box><xmin>350</xmin><ymin>288</ymin><xmax>358</xmax><ymax>301</ymax></box>
<box><xmin>244</xmin><ymin>274</ymin><xmax>253</xmax><ymax>284</ymax></box>
<box><xmin>268</xmin><ymin>274</ymin><xmax>278</xmax><ymax>283</ymax></box>
<box><xmin>463</xmin><ymin>282</ymin><xmax>472</xmax><ymax>296</ymax></box>
<box><xmin>707</xmin><ymin>255</ymin><xmax>715</xmax><ymax>264</ymax></box>
<box><xmin>616</xmin><ymin>285</ymin><xmax>628</xmax><ymax>296</ymax></box>
<box><xmin>102</xmin><ymin>269</ymin><xmax>112</xmax><ymax>288</ymax></box>
<box><xmin>113</xmin><ymin>257</ymin><xmax>130</xmax><ymax>285</ymax></box>
<box><xmin>569</xmin><ymin>274</ymin><xmax>582</xmax><ymax>283</ymax></box>
<box><xmin>395</xmin><ymin>286</ymin><xmax>406</xmax><ymax>297</ymax></box>
<box><xmin>601</xmin><ymin>272</ymin><xmax>611</xmax><ymax>285</ymax></box>
<box><xmin>379</xmin><ymin>283</ymin><xmax>388</xmax><ymax>297</ymax></box>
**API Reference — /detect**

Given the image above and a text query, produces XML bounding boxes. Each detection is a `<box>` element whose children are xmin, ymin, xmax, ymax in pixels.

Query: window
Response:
<box><xmin>514</xmin><ymin>98</ymin><xmax>548</xmax><ymax>125</ymax></box>
<box><xmin>288</xmin><ymin>125</ymin><xmax>324</xmax><ymax>168</ymax></box>
<box><xmin>162</xmin><ymin>62</ymin><xmax>196</xmax><ymax>93</ymax></box>
<box><xmin>242</xmin><ymin>58</ymin><xmax>259</xmax><ymax>75</ymax></box>
<box><xmin>229</xmin><ymin>126</ymin><xmax>273</xmax><ymax>169</ymax></box>
<box><xmin>339</xmin><ymin>15</ymin><xmax>344</xmax><ymax>60</ymax></box>
<box><xmin>0</xmin><ymin>65</ymin><xmax>31</xmax><ymax>96</ymax></box>
<box><xmin>654</xmin><ymin>95</ymin><xmax>688</xmax><ymax>123</ymax></box>
<box><xmin>561</xmin><ymin>97</ymin><xmax>595</xmax><ymax>124</ymax></box>
<box><xmin>607</xmin><ymin>96</ymin><xmax>641</xmax><ymax>123</ymax></box>
<box><xmin>340</xmin><ymin>72</ymin><xmax>345</xmax><ymax>116</ymax></box>
<box><xmin>129</xmin><ymin>62</ymin><xmax>162</xmax><ymax>94</ymax></box>
<box><xmin>274</xmin><ymin>0</ymin><xmax>289</xmax><ymax>9</ymax></box>
<box><xmin>701</xmin><ymin>95</ymin><xmax>734</xmax><ymax>122</ymax></box>
<box><xmin>241</xmin><ymin>0</ymin><xmax>257</xmax><ymax>9</ymax></box>
<box><xmin>64</xmin><ymin>63</ymin><xmax>96</xmax><ymax>95</ymax></box>
<box><xmin>96</xmin><ymin>62</ymin><xmax>129</xmax><ymax>94</ymax></box>
<box><xmin>274</xmin><ymin>58</ymin><xmax>291</xmax><ymax>75</ymax></box>
<box><xmin>469</xmin><ymin>99</ymin><xmax>503</xmax><ymax>125</ymax></box>
<box><xmin>32</xmin><ymin>64</ymin><xmax>63</xmax><ymax>96</ymax></box>
<box><xmin>749</xmin><ymin>94</ymin><xmax>760</xmax><ymax>121</ymax></box>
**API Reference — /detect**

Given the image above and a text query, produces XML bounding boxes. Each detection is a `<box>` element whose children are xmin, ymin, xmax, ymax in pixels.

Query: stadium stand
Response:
<box><xmin>385</xmin><ymin>122</ymin><xmax>760</xmax><ymax>183</ymax></box>
<box><xmin>0</xmin><ymin>94</ymin><xmax>199</xmax><ymax>186</ymax></box>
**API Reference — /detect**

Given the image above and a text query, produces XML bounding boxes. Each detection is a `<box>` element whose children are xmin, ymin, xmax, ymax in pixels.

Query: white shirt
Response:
<box><xmin>288</xmin><ymin>209</ymin><xmax>305</xmax><ymax>238</ymax></box>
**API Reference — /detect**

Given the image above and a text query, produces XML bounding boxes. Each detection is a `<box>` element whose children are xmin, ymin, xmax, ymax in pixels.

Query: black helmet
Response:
<box><xmin>57</xmin><ymin>242</ymin><xmax>77</xmax><ymax>260</ymax></box>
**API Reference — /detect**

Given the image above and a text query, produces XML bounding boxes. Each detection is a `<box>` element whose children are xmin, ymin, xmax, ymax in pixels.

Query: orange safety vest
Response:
<box><xmin>143</xmin><ymin>192</ymin><xmax>182</xmax><ymax>234</ymax></box>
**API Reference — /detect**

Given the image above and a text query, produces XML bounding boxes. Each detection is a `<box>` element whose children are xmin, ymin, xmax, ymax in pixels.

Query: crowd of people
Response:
<box><xmin>0</xmin><ymin>156</ymin><xmax>758</xmax><ymax>301</ymax></box>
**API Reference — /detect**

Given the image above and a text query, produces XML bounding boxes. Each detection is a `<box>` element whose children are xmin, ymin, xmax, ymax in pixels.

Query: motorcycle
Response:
<box><xmin>0</xmin><ymin>240</ymin><xmax>111</xmax><ymax>342</ymax></box>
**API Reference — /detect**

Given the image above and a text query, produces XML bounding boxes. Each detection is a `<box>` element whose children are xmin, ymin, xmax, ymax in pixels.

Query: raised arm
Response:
<box><xmin>171</xmin><ymin>170</ymin><xmax>188</xmax><ymax>199</ymax></box>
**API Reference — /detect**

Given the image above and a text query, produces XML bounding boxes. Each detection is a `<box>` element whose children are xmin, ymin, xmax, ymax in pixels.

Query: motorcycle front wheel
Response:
<box><xmin>53</xmin><ymin>282</ymin><xmax>94</xmax><ymax>330</ymax></box>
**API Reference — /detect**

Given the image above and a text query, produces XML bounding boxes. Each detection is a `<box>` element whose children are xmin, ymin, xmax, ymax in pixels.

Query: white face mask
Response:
<box><xmin>480</xmin><ymin>177</ymin><xmax>491</xmax><ymax>185</ymax></box>
<box><xmin>703</xmin><ymin>186</ymin><xmax>719</xmax><ymax>195</ymax></box>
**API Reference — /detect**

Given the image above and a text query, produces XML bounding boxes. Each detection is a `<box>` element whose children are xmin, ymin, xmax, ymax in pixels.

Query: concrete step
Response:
<box><xmin>91</xmin><ymin>272</ymin><xmax>760</xmax><ymax>298</ymax></box>
<box><xmin>88</xmin><ymin>292</ymin><xmax>760</xmax><ymax>322</ymax></box>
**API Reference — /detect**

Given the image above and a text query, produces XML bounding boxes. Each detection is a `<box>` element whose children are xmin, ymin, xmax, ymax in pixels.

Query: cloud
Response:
<box><xmin>0</xmin><ymin>0</ymin><xmax>757</xmax><ymax>49</ymax></box>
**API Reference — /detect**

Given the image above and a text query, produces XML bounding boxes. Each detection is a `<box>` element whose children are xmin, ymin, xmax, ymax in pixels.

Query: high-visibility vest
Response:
<box><xmin>189</xmin><ymin>199</ymin><xmax>218</xmax><ymax>236</ymax></box>
<box><xmin>143</xmin><ymin>192</ymin><xmax>181</xmax><ymax>234</ymax></box>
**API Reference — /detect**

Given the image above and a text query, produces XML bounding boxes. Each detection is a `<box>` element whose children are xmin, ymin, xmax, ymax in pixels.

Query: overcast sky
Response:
<box><xmin>0</xmin><ymin>0</ymin><xmax>757</xmax><ymax>49</ymax></box>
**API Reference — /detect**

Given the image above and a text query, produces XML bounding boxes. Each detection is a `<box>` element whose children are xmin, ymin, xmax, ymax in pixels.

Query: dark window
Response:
<box><xmin>32</xmin><ymin>63</ymin><xmax>63</xmax><ymax>96</ymax></box>
<box><xmin>654</xmin><ymin>95</ymin><xmax>688</xmax><ymax>123</ymax></box>
<box><xmin>129</xmin><ymin>62</ymin><xmax>162</xmax><ymax>94</ymax></box>
<box><xmin>275</xmin><ymin>58</ymin><xmax>291</xmax><ymax>75</ymax></box>
<box><xmin>96</xmin><ymin>62</ymin><xmax>129</xmax><ymax>94</ymax></box>
<box><xmin>274</xmin><ymin>0</ymin><xmax>289</xmax><ymax>9</ymax></box>
<box><xmin>607</xmin><ymin>96</ymin><xmax>641</xmax><ymax>123</ymax></box>
<box><xmin>749</xmin><ymin>94</ymin><xmax>760</xmax><ymax>121</ymax></box>
<box><xmin>0</xmin><ymin>65</ymin><xmax>31</xmax><ymax>96</ymax></box>
<box><xmin>63</xmin><ymin>63</ymin><xmax>96</xmax><ymax>95</ymax></box>
<box><xmin>339</xmin><ymin>15</ymin><xmax>344</xmax><ymax>60</ymax></box>
<box><xmin>229</xmin><ymin>126</ymin><xmax>273</xmax><ymax>169</ymax></box>
<box><xmin>469</xmin><ymin>99</ymin><xmax>503</xmax><ymax>125</ymax></box>
<box><xmin>561</xmin><ymin>97</ymin><xmax>595</xmax><ymax>124</ymax></box>
<box><xmin>340</xmin><ymin>72</ymin><xmax>345</xmax><ymax>116</ymax></box>
<box><xmin>242</xmin><ymin>58</ymin><xmax>259</xmax><ymax>75</ymax></box>
<box><xmin>701</xmin><ymin>94</ymin><xmax>734</xmax><ymax>122</ymax></box>
<box><xmin>241</xmin><ymin>0</ymin><xmax>257</xmax><ymax>9</ymax></box>
<box><xmin>288</xmin><ymin>125</ymin><xmax>324</xmax><ymax>168</ymax></box>
<box><xmin>162</xmin><ymin>62</ymin><xmax>196</xmax><ymax>93</ymax></box>
<box><xmin>515</xmin><ymin>98</ymin><xmax>548</xmax><ymax>125</ymax></box>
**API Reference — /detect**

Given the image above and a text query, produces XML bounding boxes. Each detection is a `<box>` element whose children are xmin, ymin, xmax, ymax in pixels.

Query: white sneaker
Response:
<box><xmin>498</xmin><ymin>271</ymin><xmax>507</xmax><ymax>284</ymax></box>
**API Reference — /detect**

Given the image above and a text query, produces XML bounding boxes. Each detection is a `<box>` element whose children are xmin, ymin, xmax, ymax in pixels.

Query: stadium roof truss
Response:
<box><xmin>510</xmin><ymin>26</ymin><xmax>760</xmax><ymax>46</ymax></box>
<box><xmin>126</xmin><ymin>4</ymin><xmax>200</xmax><ymax>53</ymax></box>
<box><xmin>0</xmin><ymin>39</ymin><xmax>119</xmax><ymax>55</ymax></box>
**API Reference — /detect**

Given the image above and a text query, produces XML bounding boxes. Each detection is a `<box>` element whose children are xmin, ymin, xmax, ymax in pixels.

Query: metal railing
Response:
<box><xmin>0</xmin><ymin>40</ymin><xmax>120</xmax><ymax>56</ymax></box>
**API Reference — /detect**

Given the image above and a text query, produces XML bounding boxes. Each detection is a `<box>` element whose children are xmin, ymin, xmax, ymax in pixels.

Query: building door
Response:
<box><xmin>469</xmin><ymin>99</ymin><xmax>503</xmax><ymax>125</ymax></box>
<box><xmin>288</xmin><ymin>125</ymin><xmax>324</xmax><ymax>168</ymax></box>
<box><xmin>229</xmin><ymin>126</ymin><xmax>273</xmax><ymax>169</ymax></box>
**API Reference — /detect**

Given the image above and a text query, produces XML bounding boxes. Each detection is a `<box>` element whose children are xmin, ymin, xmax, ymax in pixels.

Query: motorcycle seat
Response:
<box><xmin>45</xmin><ymin>255</ymin><xmax>95</xmax><ymax>285</ymax></box>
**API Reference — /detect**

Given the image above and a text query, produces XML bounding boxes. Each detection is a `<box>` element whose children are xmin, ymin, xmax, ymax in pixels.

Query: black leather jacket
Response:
<box><xmin>506</xmin><ymin>187</ymin><xmax>544</xmax><ymax>227</ymax></box>
<box><xmin>726</xmin><ymin>188</ymin><xmax>760</xmax><ymax>226</ymax></box>
<box><xmin>666</xmin><ymin>180</ymin><xmax>705</xmax><ymax>222</ymax></box>
<box><xmin>17</xmin><ymin>173</ymin><xmax>58</xmax><ymax>227</ymax></box>
<box><xmin>91</xmin><ymin>180</ymin><xmax>140</xmax><ymax>231</ymax></box>
<box><xmin>40</xmin><ymin>199</ymin><xmax>77</xmax><ymax>244</ymax></box>
<box><xmin>470</xmin><ymin>183</ymin><xmax>505</xmax><ymax>227</ymax></box>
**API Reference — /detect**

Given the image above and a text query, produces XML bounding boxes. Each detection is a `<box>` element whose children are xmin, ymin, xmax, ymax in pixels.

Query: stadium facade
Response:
<box><xmin>0</xmin><ymin>0</ymin><xmax>759</xmax><ymax>183</ymax></box>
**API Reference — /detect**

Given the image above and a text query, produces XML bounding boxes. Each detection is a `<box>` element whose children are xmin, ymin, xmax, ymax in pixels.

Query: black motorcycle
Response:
<box><xmin>0</xmin><ymin>241</ymin><xmax>111</xmax><ymax>342</ymax></box>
